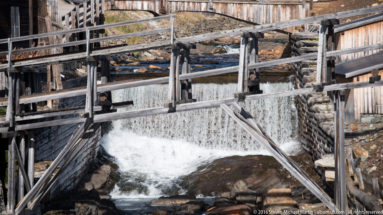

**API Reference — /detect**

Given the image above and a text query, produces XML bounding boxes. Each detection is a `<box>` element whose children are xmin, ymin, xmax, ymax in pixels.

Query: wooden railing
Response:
<box><xmin>61</xmin><ymin>0</ymin><xmax>105</xmax><ymax>30</ymax></box>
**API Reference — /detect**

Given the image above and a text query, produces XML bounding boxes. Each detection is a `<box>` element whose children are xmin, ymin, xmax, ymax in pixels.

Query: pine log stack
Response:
<box><xmin>291</xmin><ymin>32</ymin><xmax>334</xmax><ymax>160</ymax></box>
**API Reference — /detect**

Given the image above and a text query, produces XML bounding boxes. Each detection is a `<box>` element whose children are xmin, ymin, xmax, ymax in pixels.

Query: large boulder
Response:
<box><xmin>181</xmin><ymin>153</ymin><xmax>320</xmax><ymax>197</ymax></box>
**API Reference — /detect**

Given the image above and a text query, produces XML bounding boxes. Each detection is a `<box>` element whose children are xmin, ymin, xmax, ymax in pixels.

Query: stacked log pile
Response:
<box><xmin>290</xmin><ymin>32</ymin><xmax>334</xmax><ymax>160</ymax></box>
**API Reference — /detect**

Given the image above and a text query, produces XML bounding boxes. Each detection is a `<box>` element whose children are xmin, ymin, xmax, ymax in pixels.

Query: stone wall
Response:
<box><xmin>290</xmin><ymin>32</ymin><xmax>335</xmax><ymax>160</ymax></box>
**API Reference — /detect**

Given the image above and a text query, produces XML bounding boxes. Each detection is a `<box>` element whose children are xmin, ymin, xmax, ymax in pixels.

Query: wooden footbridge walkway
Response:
<box><xmin>1</xmin><ymin>4</ymin><xmax>383</xmax><ymax>214</ymax></box>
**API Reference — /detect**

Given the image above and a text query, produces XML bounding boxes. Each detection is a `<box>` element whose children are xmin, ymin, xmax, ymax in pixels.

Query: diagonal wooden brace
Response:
<box><xmin>221</xmin><ymin>103</ymin><xmax>337</xmax><ymax>212</ymax></box>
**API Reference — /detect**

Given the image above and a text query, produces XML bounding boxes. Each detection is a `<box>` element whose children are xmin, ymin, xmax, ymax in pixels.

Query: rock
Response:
<box><xmin>212</xmin><ymin>46</ymin><xmax>227</xmax><ymax>54</ymax></box>
<box><xmin>128</xmin><ymin>61</ymin><xmax>140</xmax><ymax>66</ymax></box>
<box><xmin>193</xmin><ymin>64</ymin><xmax>204</xmax><ymax>68</ymax></box>
<box><xmin>181</xmin><ymin>154</ymin><xmax>320</xmax><ymax>197</ymax></box>
<box><xmin>235</xmin><ymin>193</ymin><xmax>260</xmax><ymax>203</ymax></box>
<box><xmin>206</xmin><ymin>204</ymin><xmax>252</xmax><ymax>215</ymax></box>
<box><xmin>368</xmin><ymin>166</ymin><xmax>377</xmax><ymax>174</ymax></box>
<box><xmin>263</xmin><ymin>196</ymin><xmax>297</xmax><ymax>207</ymax></box>
<box><xmin>325</xmin><ymin>170</ymin><xmax>335</xmax><ymax>182</ymax></box>
<box><xmin>314</xmin><ymin>154</ymin><xmax>335</xmax><ymax>169</ymax></box>
<box><xmin>136</xmin><ymin>67</ymin><xmax>148</xmax><ymax>73</ymax></box>
<box><xmin>152</xmin><ymin>210</ymin><xmax>168</xmax><ymax>215</ymax></box>
<box><xmin>266</xmin><ymin>188</ymin><xmax>292</xmax><ymax>196</ymax></box>
<box><xmin>201</xmin><ymin>60</ymin><xmax>220</xmax><ymax>65</ymax></box>
<box><xmin>148</xmin><ymin>65</ymin><xmax>163</xmax><ymax>70</ymax></box>
<box><xmin>361</xmin><ymin>115</ymin><xmax>381</xmax><ymax>124</ymax></box>
<box><xmin>354</xmin><ymin>146</ymin><xmax>369</xmax><ymax>161</ymax></box>
<box><xmin>231</xmin><ymin>180</ymin><xmax>248</xmax><ymax>195</ymax></box>
<box><xmin>176</xmin><ymin>201</ymin><xmax>204</xmax><ymax>214</ymax></box>
<box><xmin>150</xmin><ymin>196</ymin><xmax>195</xmax><ymax>207</ymax></box>
<box><xmin>84</xmin><ymin>165</ymin><xmax>111</xmax><ymax>191</ymax></box>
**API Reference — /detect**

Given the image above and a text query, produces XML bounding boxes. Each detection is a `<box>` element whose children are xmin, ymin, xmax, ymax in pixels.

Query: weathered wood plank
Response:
<box><xmin>15</xmin><ymin>122</ymin><xmax>89</xmax><ymax>214</ymax></box>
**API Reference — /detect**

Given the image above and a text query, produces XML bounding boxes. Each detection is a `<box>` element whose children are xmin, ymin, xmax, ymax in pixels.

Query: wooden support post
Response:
<box><xmin>316</xmin><ymin>22</ymin><xmax>327</xmax><ymax>83</ymax></box>
<box><xmin>91</xmin><ymin>0</ymin><xmax>95</xmax><ymax>25</ymax></box>
<box><xmin>170</xmin><ymin>16</ymin><xmax>175</xmax><ymax>45</ymax></box>
<box><xmin>208</xmin><ymin>0</ymin><xmax>214</xmax><ymax>11</ymax></box>
<box><xmin>76</xmin><ymin>5</ymin><xmax>80</xmax><ymax>28</ymax></box>
<box><xmin>334</xmin><ymin>90</ymin><xmax>347</xmax><ymax>213</ymax></box>
<box><xmin>248</xmin><ymin>33</ymin><xmax>263</xmax><ymax>94</ymax></box>
<box><xmin>6</xmin><ymin>38</ymin><xmax>15</xmax><ymax>127</ymax></box>
<box><xmin>18</xmin><ymin>135</ymin><xmax>26</xmax><ymax>202</ymax></box>
<box><xmin>83</xmin><ymin>0</ymin><xmax>88</xmax><ymax>28</ymax></box>
<box><xmin>168</xmin><ymin>47</ymin><xmax>178</xmax><ymax>111</ymax></box>
<box><xmin>28</xmin><ymin>133</ymin><xmax>35</xmax><ymax>187</ymax></box>
<box><xmin>317</xmin><ymin>19</ymin><xmax>338</xmax><ymax>84</ymax></box>
<box><xmin>86</xmin><ymin>59</ymin><xmax>96</xmax><ymax>118</ymax></box>
<box><xmin>7</xmin><ymin>135</ymin><xmax>16</xmax><ymax>214</ymax></box>
<box><xmin>14</xmin><ymin>137</ymin><xmax>31</xmax><ymax>193</ymax></box>
<box><xmin>65</xmin><ymin>14</ymin><xmax>69</xmax><ymax>41</ymax></box>
<box><xmin>96</xmin><ymin>0</ymin><xmax>100</xmax><ymax>24</ymax></box>
<box><xmin>93</xmin><ymin>60</ymin><xmax>98</xmax><ymax>106</ymax></box>
<box><xmin>175</xmin><ymin>50</ymin><xmax>181</xmax><ymax>102</ymax></box>
<box><xmin>237</xmin><ymin>34</ymin><xmax>249</xmax><ymax>98</ymax></box>
<box><xmin>29</xmin><ymin>0</ymin><xmax>33</xmax><ymax>46</ymax></box>
<box><xmin>15</xmin><ymin>72</ymin><xmax>20</xmax><ymax>116</ymax></box>
<box><xmin>180</xmin><ymin>45</ymin><xmax>194</xmax><ymax>102</ymax></box>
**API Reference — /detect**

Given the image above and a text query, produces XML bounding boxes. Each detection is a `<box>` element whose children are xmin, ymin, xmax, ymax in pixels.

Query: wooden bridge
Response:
<box><xmin>107</xmin><ymin>0</ymin><xmax>309</xmax><ymax>30</ymax></box>
<box><xmin>1</xmin><ymin>3</ymin><xmax>383</xmax><ymax>214</ymax></box>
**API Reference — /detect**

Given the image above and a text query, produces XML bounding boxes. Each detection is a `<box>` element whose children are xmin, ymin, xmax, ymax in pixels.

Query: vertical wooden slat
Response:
<box><xmin>168</xmin><ymin>47</ymin><xmax>178</xmax><ymax>110</ymax></box>
<box><xmin>84</xmin><ymin>0</ymin><xmax>88</xmax><ymax>27</ymax></box>
<box><xmin>317</xmin><ymin>22</ymin><xmax>327</xmax><ymax>83</ymax></box>
<box><xmin>334</xmin><ymin>91</ymin><xmax>347</xmax><ymax>213</ymax></box>
<box><xmin>28</xmin><ymin>133</ymin><xmax>35</xmax><ymax>187</ymax></box>
<box><xmin>237</xmin><ymin>35</ymin><xmax>249</xmax><ymax>94</ymax></box>
<box><xmin>7</xmin><ymin>135</ymin><xmax>16</xmax><ymax>213</ymax></box>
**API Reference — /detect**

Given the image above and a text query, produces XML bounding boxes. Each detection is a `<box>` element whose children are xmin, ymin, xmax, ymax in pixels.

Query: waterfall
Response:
<box><xmin>102</xmin><ymin>82</ymin><xmax>300</xmax><ymax>199</ymax></box>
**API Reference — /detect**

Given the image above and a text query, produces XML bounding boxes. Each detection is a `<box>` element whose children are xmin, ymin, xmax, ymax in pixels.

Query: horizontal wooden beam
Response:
<box><xmin>0</xmin><ymin>40</ymin><xmax>172</xmax><ymax>70</ymax></box>
<box><xmin>334</xmin><ymin>13</ymin><xmax>383</xmax><ymax>33</ymax></box>
<box><xmin>0</xmin><ymin>14</ymin><xmax>175</xmax><ymax>44</ymax></box>
<box><xmin>345</xmin><ymin>63</ymin><xmax>383</xmax><ymax>78</ymax></box>
<box><xmin>2</xmin><ymin>79</ymin><xmax>383</xmax><ymax>131</ymax></box>
<box><xmin>15</xmin><ymin>106</ymin><xmax>102</xmax><ymax>121</ymax></box>
<box><xmin>0</xmin><ymin>42</ymin><xmax>381</xmax><ymax>106</ymax></box>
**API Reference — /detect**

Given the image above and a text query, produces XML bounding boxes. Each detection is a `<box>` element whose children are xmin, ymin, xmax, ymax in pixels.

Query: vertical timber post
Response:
<box><xmin>7</xmin><ymin>135</ymin><xmax>16</xmax><ymax>213</ymax></box>
<box><xmin>236</xmin><ymin>33</ymin><xmax>249</xmax><ymax>100</ymax></box>
<box><xmin>317</xmin><ymin>19</ymin><xmax>338</xmax><ymax>84</ymax></box>
<box><xmin>28</xmin><ymin>133</ymin><xmax>35</xmax><ymax>187</ymax></box>
<box><xmin>180</xmin><ymin>44</ymin><xmax>194</xmax><ymax>102</ymax></box>
<box><xmin>18</xmin><ymin>135</ymin><xmax>26</xmax><ymax>202</ymax></box>
<box><xmin>168</xmin><ymin>46</ymin><xmax>179</xmax><ymax>112</ymax></box>
<box><xmin>248</xmin><ymin>32</ymin><xmax>263</xmax><ymax>94</ymax></box>
<box><xmin>334</xmin><ymin>90</ymin><xmax>347</xmax><ymax>213</ymax></box>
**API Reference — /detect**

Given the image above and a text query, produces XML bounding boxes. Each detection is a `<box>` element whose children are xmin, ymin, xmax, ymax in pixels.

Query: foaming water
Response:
<box><xmin>102</xmin><ymin>82</ymin><xmax>300</xmax><ymax>199</ymax></box>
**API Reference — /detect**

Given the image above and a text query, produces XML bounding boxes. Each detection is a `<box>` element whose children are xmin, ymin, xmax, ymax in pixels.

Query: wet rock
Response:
<box><xmin>152</xmin><ymin>210</ymin><xmax>168</xmax><ymax>215</ymax></box>
<box><xmin>206</xmin><ymin>204</ymin><xmax>252</xmax><ymax>215</ymax></box>
<box><xmin>212</xmin><ymin>46</ymin><xmax>227</xmax><ymax>54</ymax></box>
<box><xmin>149</xmin><ymin>65</ymin><xmax>163</xmax><ymax>70</ymax></box>
<box><xmin>136</xmin><ymin>67</ymin><xmax>148</xmax><ymax>73</ymax></box>
<box><xmin>314</xmin><ymin>154</ymin><xmax>334</xmax><ymax>169</ymax></box>
<box><xmin>181</xmin><ymin>154</ymin><xmax>320</xmax><ymax>197</ymax></box>
<box><xmin>235</xmin><ymin>192</ymin><xmax>261</xmax><ymax>203</ymax></box>
<box><xmin>128</xmin><ymin>61</ymin><xmax>140</xmax><ymax>66</ymax></box>
<box><xmin>176</xmin><ymin>201</ymin><xmax>204</xmax><ymax>214</ymax></box>
<box><xmin>354</xmin><ymin>146</ymin><xmax>369</xmax><ymax>161</ymax></box>
<box><xmin>84</xmin><ymin>165</ymin><xmax>111</xmax><ymax>191</ymax></box>
<box><xmin>150</xmin><ymin>196</ymin><xmax>196</xmax><ymax>207</ymax></box>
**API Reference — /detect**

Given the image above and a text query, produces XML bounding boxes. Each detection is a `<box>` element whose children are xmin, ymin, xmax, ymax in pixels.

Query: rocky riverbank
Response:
<box><xmin>42</xmin><ymin>147</ymin><xmax>121</xmax><ymax>215</ymax></box>
<box><xmin>112</xmin><ymin>152</ymin><xmax>329</xmax><ymax>215</ymax></box>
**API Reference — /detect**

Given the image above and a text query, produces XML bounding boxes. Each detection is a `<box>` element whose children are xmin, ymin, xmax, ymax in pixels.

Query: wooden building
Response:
<box><xmin>335</xmin><ymin>16</ymin><xmax>383</xmax><ymax>120</ymax></box>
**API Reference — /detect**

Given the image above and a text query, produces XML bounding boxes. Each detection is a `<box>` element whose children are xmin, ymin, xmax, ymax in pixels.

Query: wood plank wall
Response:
<box><xmin>106</xmin><ymin>0</ymin><xmax>305</xmax><ymax>30</ymax></box>
<box><xmin>337</xmin><ymin>21</ymin><xmax>383</xmax><ymax>120</ymax></box>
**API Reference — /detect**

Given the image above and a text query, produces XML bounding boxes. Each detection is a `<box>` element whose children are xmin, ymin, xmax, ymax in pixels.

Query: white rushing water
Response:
<box><xmin>102</xmin><ymin>82</ymin><xmax>300</xmax><ymax>199</ymax></box>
